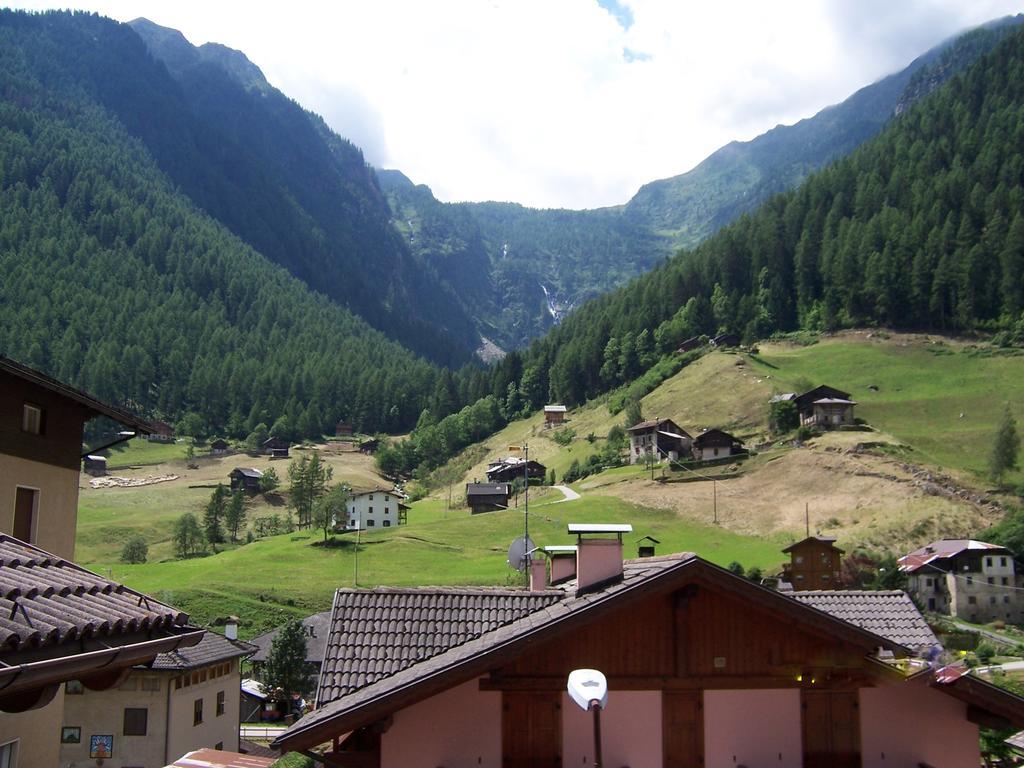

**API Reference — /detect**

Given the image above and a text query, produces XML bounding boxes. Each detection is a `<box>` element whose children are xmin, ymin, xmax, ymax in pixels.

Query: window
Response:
<box><xmin>175</xmin><ymin>677</ymin><xmax>183</xmax><ymax>690</ymax></box>
<box><xmin>969</xmin><ymin>596</ymin><xmax>977</xmax><ymax>604</ymax></box>
<box><xmin>21</xmin><ymin>403</ymin><xmax>43</xmax><ymax>434</ymax></box>
<box><xmin>119</xmin><ymin>677</ymin><xmax>138</xmax><ymax>690</ymax></box>
<box><xmin>385</xmin><ymin>495</ymin><xmax>390</xmax><ymax>502</ymax></box>
<box><xmin>966</xmin><ymin>576</ymin><xmax>973</xmax><ymax>586</ymax></box>
<box><xmin>925</xmin><ymin>578</ymin><xmax>933</xmax><ymax>587</ymax></box>
<box><xmin>368</xmin><ymin>506</ymin><xmax>373</xmax><ymax>515</ymax></box>
<box><xmin>369</xmin><ymin>495</ymin><xmax>374</xmax><ymax>501</ymax></box>
<box><xmin>928</xmin><ymin>598</ymin><xmax>936</xmax><ymax>610</ymax></box>
<box><xmin>1003</xmin><ymin>577</ymin><xmax>1010</xmax><ymax>586</ymax></box>
<box><xmin>13</xmin><ymin>487</ymin><xmax>37</xmax><ymax>544</ymax></box>
<box><xmin>991</xmin><ymin>596</ymin><xmax>997</xmax><ymax>605</ymax></box>
<box><xmin>0</xmin><ymin>740</ymin><xmax>18</xmax><ymax>768</ymax></box>
<box><xmin>986</xmin><ymin>557</ymin><xmax>993</xmax><ymax>567</ymax></box>
<box><xmin>122</xmin><ymin>708</ymin><xmax>147</xmax><ymax>737</ymax></box>
<box><xmin>1002</xmin><ymin>557</ymin><xmax>1008</xmax><ymax>567</ymax></box>
<box><xmin>367</xmin><ymin>519</ymin><xmax>375</xmax><ymax>527</ymax></box>
<box><xmin>988</xmin><ymin>577</ymin><xmax>995</xmax><ymax>585</ymax></box>
<box><xmin>215</xmin><ymin>742</ymin><xmax>224</xmax><ymax>751</ymax></box>
<box><xmin>123</xmin><ymin>707</ymin><xmax>148</xmax><ymax>736</ymax></box>
<box><xmin>1005</xmin><ymin>596</ymin><xmax>1011</xmax><ymax>604</ymax></box>
<box><xmin>216</xmin><ymin>690</ymin><xmax>225</xmax><ymax>716</ymax></box>
<box><xmin>795</xmin><ymin>555</ymin><xmax>804</xmax><ymax>565</ymax></box>
<box><xmin>65</xmin><ymin>680</ymin><xmax>83</xmax><ymax>695</ymax></box>
<box><xmin>383</xmin><ymin>520</ymin><xmax>391</xmax><ymax>527</ymax></box>
<box><xmin>193</xmin><ymin>698</ymin><xmax>203</xmax><ymax>726</ymax></box>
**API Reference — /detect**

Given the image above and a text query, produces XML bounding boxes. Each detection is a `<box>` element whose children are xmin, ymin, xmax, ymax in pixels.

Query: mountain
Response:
<box><xmin>457</xmin><ymin>23</ymin><xmax>1024</xmax><ymax>412</ymax></box>
<box><xmin>0</xmin><ymin>10</ymin><xmax>453</xmax><ymax>436</ymax></box>
<box><xmin>111</xmin><ymin>17</ymin><xmax>480</xmax><ymax>367</ymax></box>
<box><xmin>380</xmin><ymin>16</ymin><xmax>1023</xmax><ymax>354</ymax></box>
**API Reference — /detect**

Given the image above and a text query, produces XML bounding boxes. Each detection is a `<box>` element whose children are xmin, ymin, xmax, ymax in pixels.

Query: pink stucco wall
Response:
<box><xmin>860</xmin><ymin>680</ymin><xmax>979</xmax><ymax>767</ymax></box>
<box><xmin>381</xmin><ymin>678</ymin><xmax>501</xmax><ymax>767</ymax></box>
<box><xmin>704</xmin><ymin>689</ymin><xmax>802</xmax><ymax>767</ymax></box>
<box><xmin>562</xmin><ymin>691</ymin><xmax>662</xmax><ymax>768</ymax></box>
<box><xmin>576</xmin><ymin>539</ymin><xmax>623</xmax><ymax>590</ymax></box>
<box><xmin>551</xmin><ymin>553</ymin><xmax>577</xmax><ymax>583</ymax></box>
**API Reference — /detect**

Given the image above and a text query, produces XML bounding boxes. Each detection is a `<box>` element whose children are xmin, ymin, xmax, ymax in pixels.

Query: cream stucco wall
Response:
<box><xmin>0</xmin><ymin>454</ymin><xmax>80</xmax><ymax>559</ymax></box>
<box><xmin>860</xmin><ymin>680</ymin><xmax>979</xmax><ymax>767</ymax></box>
<box><xmin>168</xmin><ymin>664</ymin><xmax>241</xmax><ymax>758</ymax></box>
<box><xmin>563</xmin><ymin>690</ymin><xmax>662</xmax><ymax>768</ymax></box>
<box><xmin>0</xmin><ymin>696</ymin><xmax>63</xmax><ymax>768</ymax></box>
<box><xmin>60</xmin><ymin>672</ymin><xmax>169</xmax><ymax>768</ymax></box>
<box><xmin>704</xmin><ymin>689</ymin><xmax>802</xmax><ymax>768</ymax></box>
<box><xmin>381</xmin><ymin>678</ymin><xmax>501</xmax><ymax>767</ymax></box>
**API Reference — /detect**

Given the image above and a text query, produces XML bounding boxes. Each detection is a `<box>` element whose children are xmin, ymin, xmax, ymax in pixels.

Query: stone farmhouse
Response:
<box><xmin>900</xmin><ymin>538</ymin><xmax>1024</xmax><ymax>623</ymax></box>
<box><xmin>273</xmin><ymin>523</ymin><xmax>1024</xmax><ymax>767</ymax></box>
<box><xmin>773</xmin><ymin>385</ymin><xmax>858</xmax><ymax>429</ymax></box>
<box><xmin>626</xmin><ymin>418</ymin><xmax>692</xmax><ymax>464</ymax></box>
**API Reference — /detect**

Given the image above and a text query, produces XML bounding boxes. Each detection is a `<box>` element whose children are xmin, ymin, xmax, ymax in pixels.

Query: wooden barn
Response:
<box><xmin>465</xmin><ymin>483</ymin><xmax>512</xmax><ymax>514</ymax></box>
<box><xmin>230</xmin><ymin>467</ymin><xmax>263</xmax><ymax>494</ymax></box>
<box><xmin>543</xmin><ymin>405</ymin><xmax>568</xmax><ymax>427</ymax></box>
<box><xmin>692</xmin><ymin>428</ymin><xmax>744</xmax><ymax>461</ymax></box>
<box><xmin>262</xmin><ymin>436</ymin><xmax>290</xmax><ymax>459</ymax></box>
<box><xmin>794</xmin><ymin>385</ymin><xmax>857</xmax><ymax>428</ymax></box>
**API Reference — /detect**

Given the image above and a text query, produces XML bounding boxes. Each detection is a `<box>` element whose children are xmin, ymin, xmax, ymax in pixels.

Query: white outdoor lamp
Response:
<box><xmin>568</xmin><ymin>668</ymin><xmax>607</xmax><ymax>767</ymax></box>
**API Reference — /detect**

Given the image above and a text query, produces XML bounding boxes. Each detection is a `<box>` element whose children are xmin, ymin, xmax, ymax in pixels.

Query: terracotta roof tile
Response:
<box><xmin>791</xmin><ymin>590</ymin><xmax>938</xmax><ymax>653</ymax></box>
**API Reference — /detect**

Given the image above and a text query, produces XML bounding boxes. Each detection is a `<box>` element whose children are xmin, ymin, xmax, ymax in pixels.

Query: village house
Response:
<box><xmin>334</xmin><ymin>421</ymin><xmax>353</xmax><ymax>437</ymax></box>
<box><xmin>248</xmin><ymin>610</ymin><xmax>333</xmax><ymax>716</ymax></box>
<box><xmin>148</xmin><ymin>419</ymin><xmax>175</xmax><ymax>443</ymax></box>
<box><xmin>711</xmin><ymin>332</ymin><xmax>740</xmax><ymax>347</ymax></box>
<box><xmin>781</xmin><ymin>536</ymin><xmax>845</xmax><ymax>591</ymax></box>
<box><xmin>900</xmin><ymin>538</ymin><xmax>1024</xmax><ymax>623</ymax></box>
<box><xmin>210</xmin><ymin>438</ymin><xmax>230</xmax><ymax>455</ymax></box>
<box><xmin>676</xmin><ymin>335</ymin><xmax>703</xmax><ymax>353</ymax></box>
<box><xmin>343</xmin><ymin>488</ymin><xmax>409</xmax><ymax>531</ymax></box>
<box><xmin>691</xmin><ymin>427</ymin><xmax>744</xmax><ymax>461</ymax></box>
<box><xmin>274</xmin><ymin>523</ymin><xmax>1023</xmax><ymax>767</ymax></box>
<box><xmin>82</xmin><ymin>453</ymin><xmax>107</xmax><ymax>476</ymax></box>
<box><xmin>625</xmin><ymin>418</ymin><xmax>692</xmax><ymax>465</ymax></box>
<box><xmin>229</xmin><ymin>467</ymin><xmax>264</xmax><ymax>494</ymax></box>
<box><xmin>359</xmin><ymin>437</ymin><xmax>380</xmax><ymax>454</ymax></box>
<box><xmin>262</xmin><ymin>436</ymin><xmax>290</xmax><ymax>458</ymax></box>
<box><xmin>786</xmin><ymin>384</ymin><xmax>857</xmax><ymax>428</ymax></box>
<box><xmin>60</xmin><ymin>629</ymin><xmax>254</xmax><ymax>768</ymax></box>
<box><xmin>0</xmin><ymin>356</ymin><xmax>196</xmax><ymax>766</ymax></box>
<box><xmin>543</xmin><ymin>404</ymin><xmax>567</xmax><ymax>427</ymax></box>
<box><xmin>485</xmin><ymin>456</ymin><xmax>547</xmax><ymax>484</ymax></box>
<box><xmin>465</xmin><ymin>482</ymin><xmax>512</xmax><ymax>514</ymax></box>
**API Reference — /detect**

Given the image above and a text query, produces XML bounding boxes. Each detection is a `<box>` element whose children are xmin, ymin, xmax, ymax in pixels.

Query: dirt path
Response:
<box><xmin>552</xmin><ymin>485</ymin><xmax>581</xmax><ymax>503</ymax></box>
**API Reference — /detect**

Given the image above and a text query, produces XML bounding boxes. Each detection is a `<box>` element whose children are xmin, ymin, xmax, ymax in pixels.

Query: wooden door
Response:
<box><xmin>503</xmin><ymin>690</ymin><xmax>561</xmax><ymax>768</ymax></box>
<box><xmin>13</xmin><ymin>487</ymin><xmax>35</xmax><ymax>543</ymax></box>
<box><xmin>802</xmin><ymin>690</ymin><xmax>860</xmax><ymax>768</ymax></box>
<box><xmin>663</xmin><ymin>690</ymin><xmax>702</xmax><ymax>768</ymax></box>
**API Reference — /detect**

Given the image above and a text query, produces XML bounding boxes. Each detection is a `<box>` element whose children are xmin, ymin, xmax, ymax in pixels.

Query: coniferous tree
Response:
<box><xmin>225</xmin><ymin>491</ymin><xmax>247</xmax><ymax>543</ymax></box>
<box><xmin>990</xmin><ymin>404</ymin><xmax>1021</xmax><ymax>484</ymax></box>
<box><xmin>173</xmin><ymin>513</ymin><xmax>204</xmax><ymax>558</ymax></box>
<box><xmin>263</xmin><ymin>619</ymin><xmax>312</xmax><ymax>702</ymax></box>
<box><xmin>204</xmin><ymin>485</ymin><xmax>228</xmax><ymax>549</ymax></box>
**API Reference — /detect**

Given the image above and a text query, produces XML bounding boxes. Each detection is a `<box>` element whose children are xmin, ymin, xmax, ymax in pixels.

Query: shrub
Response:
<box><xmin>977</xmin><ymin>642</ymin><xmax>996</xmax><ymax>664</ymax></box>
<box><xmin>120</xmin><ymin>534</ymin><xmax>148</xmax><ymax>564</ymax></box>
<box><xmin>552</xmin><ymin>428</ymin><xmax>575</xmax><ymax>446</ymax></box>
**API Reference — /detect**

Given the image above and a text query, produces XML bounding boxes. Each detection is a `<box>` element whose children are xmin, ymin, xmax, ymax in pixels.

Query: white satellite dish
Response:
<box><xmin>568</xmin><ymin>668</ymin><xmax>608</xmax><ymax>711</ymax></box>
<box><xmin>507</xmin><ymin>535</ymin><xmax>535</xmax><ymax>572</ymax></box>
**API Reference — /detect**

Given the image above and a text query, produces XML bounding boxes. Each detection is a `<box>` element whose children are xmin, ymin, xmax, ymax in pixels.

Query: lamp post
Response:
<box><xmin>568</xmin><ymin>669</ymin><xmax>607</xmax><ymax>768</ymax></box>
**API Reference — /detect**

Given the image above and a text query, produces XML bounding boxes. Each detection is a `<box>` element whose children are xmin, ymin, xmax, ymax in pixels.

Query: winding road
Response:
<box><xmin>552</xmin><ymin>485</ymin><xmax>581</xmax><ymax>503</ymax></box>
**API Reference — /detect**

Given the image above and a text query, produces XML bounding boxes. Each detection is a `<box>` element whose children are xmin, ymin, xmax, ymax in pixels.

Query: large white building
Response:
<box><xmin>343</xmin><ymin>489</ymin><xmax>409</xmax><ymax>531</ymax></box>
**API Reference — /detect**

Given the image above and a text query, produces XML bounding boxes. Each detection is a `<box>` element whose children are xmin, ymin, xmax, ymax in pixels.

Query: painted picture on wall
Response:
<box><xmin>60</xmin><ymin>727</ymin><xmax>81</xmax><ymax>744</ymax></box>
<box><xmin>89</xmin><ymin>734</ymin><xmax>113</xmax><ymax>759</ymax></box>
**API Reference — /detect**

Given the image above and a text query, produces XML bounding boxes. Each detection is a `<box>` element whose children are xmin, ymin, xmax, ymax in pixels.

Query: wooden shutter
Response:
<box><xmin>802</xmin><ymin>690</ymin><xmax>860</xmax><ymax>768</ymax></box>
<box><xmin>13</xmin><ymin>487</ymin><xmax>36</xmax><ymax>543</ymax></box>
<box><xmin>503</xmin><ymin>691</ymin><xmax>561</xmax><ymax>768</ymax></box>
<box><xmin>663</xmin><ymin>690</ymin><xmax>703</xmax><ymax>768</ymax></box>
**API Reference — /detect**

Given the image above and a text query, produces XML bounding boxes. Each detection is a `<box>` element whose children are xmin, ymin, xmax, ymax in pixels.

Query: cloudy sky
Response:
<box><xmin>12</xmin><ymin>0</ymin><xmax>1023</xmax><ymax>208</ymax></box>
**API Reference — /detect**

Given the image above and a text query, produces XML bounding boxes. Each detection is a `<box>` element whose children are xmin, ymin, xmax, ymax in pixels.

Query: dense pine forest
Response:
<box><xmin>0</xmin><ymin>11</ymin><xmax>463</xmax><ymax>437</ymax></box>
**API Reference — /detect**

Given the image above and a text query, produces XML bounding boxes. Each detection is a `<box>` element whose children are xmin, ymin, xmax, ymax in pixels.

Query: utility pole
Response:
<box><xmin>713</xmin><ymin>479</ymin><xmax>718</xmax><ymax>525</ymax></box>
<box><xmin>805</xmin><ymin>502</ymin><xmax>810</xmax><ymax>538</ymax></box>
<box><xmin>523</xmin><ymin>443</ymin><xmax>529</xmax><ymax>571</ymax></box>
<box><xmin>354</xmin><ymin>525</ymin><xmax>360</xmax><ymax>587</ymax></box>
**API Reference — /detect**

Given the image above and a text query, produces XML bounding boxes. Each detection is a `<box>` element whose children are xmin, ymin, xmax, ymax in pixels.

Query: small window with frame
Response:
<box><xmin>65</xmin><ymin>680</ymin><xmax>84</xmax><ymax>695</ymax></box>
<box><xmin>123</xmin><ymin>707</ymin><xmax>148</xmax><ymax>736</ymax></box>
<box><xmin>216</xmin><ymin>690</ymin><xmax>225</xmax><ymax>716</ymax></box>
<box><xmin>193</xmin><ymin>698</ymin><xmax>203</xmax><ymax>726</ymax></box>
<box><xmin>21</xmin><ymin>403</ymin><xmax>44</xmax><ymax>434</ymax></box>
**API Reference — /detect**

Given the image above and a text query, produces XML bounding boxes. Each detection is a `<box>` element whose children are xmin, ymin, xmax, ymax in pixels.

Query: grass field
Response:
<box><xmin>754</xmin><ymin>332</ymin><xmax>1024</xmax><ymax>485</ymax></box>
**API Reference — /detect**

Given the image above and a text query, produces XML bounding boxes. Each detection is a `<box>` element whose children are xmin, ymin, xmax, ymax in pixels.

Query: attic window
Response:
<box><xmin>21</xmin><ymin>403</ymin><xmax>43</xmax><ymax>434</ymax></box>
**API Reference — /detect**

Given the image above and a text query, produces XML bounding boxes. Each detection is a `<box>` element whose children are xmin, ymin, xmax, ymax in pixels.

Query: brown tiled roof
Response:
<box><xmin>250</xmin><ymin>610</ymin><xmax>333</xmax><ymax>666</ymax></box>
<box><xmin>0</xmin><ymin>535</ymin><xmax>189</xmax><ymax>653</ymax></box>
<box><xmin>277</xmin><ymin>554</ymin><xmax>914</xmax><ymax>751</ymax></box>
<box><xmin>791</xmin><ymin>590</ymin><xmax>938</xmax><ymax>654</ymax></box>
<box><xmin>317</xmin><ymin>587</ymin><xmax>563</xmax><ymax>706</ymax></box>
<box><xmin>782</xmin><ymin>535</ymin><xmax>842</xmax><ymax>553</ymax></box>
<box><xmin>898</xmin><ymin>538</ymin><xmax>1008</xmax><ymax>573</ymax></box>
<box><xmin>150</xmin><ymin>631</ymin><xmax>256</xmax><ymax>671</ymax></box>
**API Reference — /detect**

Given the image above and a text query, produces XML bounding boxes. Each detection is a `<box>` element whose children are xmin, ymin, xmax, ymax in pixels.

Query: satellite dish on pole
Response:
<box><xmin>507</xmin><ymin>535</ymin><xmax>535</xmax><ymax>571</ymax></box>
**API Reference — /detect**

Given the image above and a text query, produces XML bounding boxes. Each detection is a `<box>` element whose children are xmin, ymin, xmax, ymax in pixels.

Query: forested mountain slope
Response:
<box><xmin>381</xmin><ymin>16</ymin><xmax>1022</xmax><ymax>352</ymax></box>
<box><xmin>0</xmin><ymin>10</ymin><xmax>453</xmax><ymax>436</ymax></box>
<box><xmin>114</xmin><ymin>16</ymin><xmax>477</xmax><ymax>366</ymax></box>
<box><xmin>464</xmin><ymin>25</ymin><xmax>1024</xmax><ymax>409</ymax></box>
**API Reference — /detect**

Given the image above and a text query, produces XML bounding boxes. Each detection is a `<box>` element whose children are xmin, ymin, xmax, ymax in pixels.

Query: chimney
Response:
<box><xmin>545</xmin><ymin>545</ymin><xmax>578</xmax><ymax>584</ymax></box>
<box><xmin>569</xmin><ymin>523</ymin><xmax>632</xmax><ymax>594</ymax></box>
<box><xmin>529</xmin><ymin>556</ymin><xmax>548</xmax><ymax>591</ymax></box>
<box><xmin>224</xmin><ymin>616</ymin><xmax>239</xmax><ymax>641</ymax></box>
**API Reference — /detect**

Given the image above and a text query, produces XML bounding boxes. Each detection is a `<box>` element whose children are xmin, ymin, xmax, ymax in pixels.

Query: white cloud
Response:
<box><xmin>10</xmin><ymin>0</ymin><xmax>1024</xmax><ymax>207</ymax></box>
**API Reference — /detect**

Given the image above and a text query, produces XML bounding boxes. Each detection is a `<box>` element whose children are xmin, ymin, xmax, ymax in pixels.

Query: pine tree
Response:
<box><xmin>989</xmin><ymin>404</ymin><xmax>1020</xmax><ymax>485</ymax></box>
<box><xmin>288</xmin><ymin>453</ymin><xmax>333</xmax><ymax>528</ymax></box>
<box><xmin>204</xmin><ymin>485</ymin><xmax>227</xmax><ymax>549</ymax></box>
<box><xmin>172</xmin><ymin>513</ymin><xmax>204</xmax><ymax>558</ymax></box>
<box><xmin>225</xmin><ymin>491</ymin><xmax>247</xmax><ymax>543</ymax></box>
<box><xmin>262</xmin><ymin>619</ymin><xmax>312</xmax><ymax>702</ymax></box>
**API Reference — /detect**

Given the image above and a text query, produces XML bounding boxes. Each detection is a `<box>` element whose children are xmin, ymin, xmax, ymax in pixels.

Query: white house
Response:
<box><xmin>343</xmin><ymin>489</ymin><xmax>409</xmax><ymax>531</ymax></box>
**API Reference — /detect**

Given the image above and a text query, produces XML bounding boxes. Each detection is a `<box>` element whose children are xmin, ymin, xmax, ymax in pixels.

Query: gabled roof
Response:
<box><xmin>795</xmin><ymin>384</ymin><xmax>851</xmax><ymax>407</ymax></box>
<box><xmin>899</xmin><ymin>539</ymin><xmax>1009</xmax><ymax>573</ymax></box>
<box><xmin>275</xmin><ymin>553</ymin><xmax>913</xmax><ymax>751</ymax></box>
<box><xmin>626</xmin><ymin>418</ymin><xmax>680</xmax><ymax>433</ymax></box>
<box><xmin>0</xmin><ymin>355</ymin><xmax>155</xmax><ymax>433</ymax></box>
<box><xmin>231</xmin><ymin>467</ymin><xmax>263</xmax><ymax>479</ymax></box>
<box><xmin>150</xmin><ymin>630</ymin><xmax>255</xmax><ymax>671</ymax></box>
<box><xmin>316</xmin><ymin>588</ymin><xmax>562</xmax><ymax>707</ymax></box>
<box><xmin>693</xmin><ymin>428</ymin><xmax>741</xmax><ymax>446</ymax></box>
<box><xmin>791</xmin><ymin>590</ymin><xmax>938</xmax><ymax>654</ymax></box>
<box><xmin>465</xmin><ymin>483</ymin><xmax>510</xmax><ymax>497</ymax></box>
<box><xmin>0</xmin><ymin>535</ymin><xmax>201</xmax><ymax>704</ymax></box>
<box><xmin>813</xmin><ymin>397</ymin><xmax>857</xmax><ymax>405</ymax></box>
<box><xmin>544</xmin><ymin>405</ymin><xmax>567</xmax><ymax>413</ymax></box>
<box><xmin>782</xmin><ymin>535</ymin><xmax>842</xmax><ymax>553</ymax></box>
<box><xmin>249</xmin><ymin>610</ymin><xmax>333</xmax><ymax>666</ymax></box>
<box><xmin>350</xmin><ymin>487</ymin><xmax>403</xmax><ymax>499</ymax></box>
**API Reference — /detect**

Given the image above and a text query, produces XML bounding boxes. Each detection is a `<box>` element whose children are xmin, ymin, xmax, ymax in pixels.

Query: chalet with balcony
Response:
<box><xmin>485</xmin><ymin>456</ymin><xmax>547</xmax><ymax>484</ymax></box>
<box><xmin>465</xmin><ymin>483</ymin><xmax>512</xmax><ymax>514</ymax></box>
<box><xmin>274</xmin><ymin>524</ymin><xmax>1023</xmax><ymax>768</ymax></box>
<box><xmin>899</xmin><ymin>539</ymin><xmax>1023</xmax><ymax>623</ymax></box>
<box><xmin>229</xmin><ymin>467</ymin><xmax>264</xmax><ymax>494</ymax></box>
<box><xmin>626</xmin><ymin>418</ymin><xmax>691</xmax><ymax>464</ymax></box>
<box><xmin>262</xmin><ymin>436</ymin><xmax>290</xmax><ymax>459</ymax></box>
<box><xmin>691</xmin><ymin>428</ymin><xmax>744</xmax><ymax>461</ymax></box>
<box><xmin>794</xmin><ymin>385</ymin><xmax>857</xmax><ymax>429</ymax></box>
<box><xmin>782</xmin><ymin>536</ymin><xmax>844</xmax><ymax>591</ymax></box>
